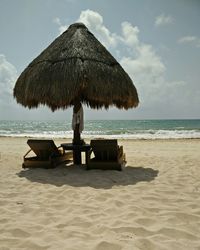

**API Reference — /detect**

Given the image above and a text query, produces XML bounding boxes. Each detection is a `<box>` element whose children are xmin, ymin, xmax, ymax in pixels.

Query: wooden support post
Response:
<box><xmin>73</xmin><ymin>101</ymin><xmax>82</xmax><ymax>164</ymax></box>
<box><xmin>73</xmin><ymin>125</ymin><xmax>82</xmax><ymax>164</ymax></box>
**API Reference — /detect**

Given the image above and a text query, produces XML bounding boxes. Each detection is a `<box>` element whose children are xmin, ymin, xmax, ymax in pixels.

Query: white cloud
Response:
<box><xmin>0</xmin><ymin>54</ymin><xmax>17</xmax><ymax>107</ymax></box>
<box><xmin>178</xmin><ymin>36</ymin><xmax>200</xmax><ymax>48</ymax></box>
<box><xmin>77</xmin><ymin>9</ymin><xmax>118</xmax><ymax>48</ymax></box>
<box><xmin>121</xmin><ymin>22</ymin><xmax>139</xmax><ymax>47</ymax></box>
<box><xmin>155</xmin><ymin>13</ymin><xmax>174</xmax><ymax>27</ymax></box>
<box><xmin>119</xmin><ymin>21</ymin><xmax>167</xmax><ymax>106</ymax></box>
<box><xmin>53</xmin><ymin>17</ymin><xmax>69</xmax><ymax>34</ymax></box>
<box><xmin>54</xmin><ymin>9</ymin><xmax>119</xmax><ymax>48</ymax></box>
<box><xmin>118</xmin><ymin>22</ymin><xmax>196</xmax><ymax>112</ymax></box>
<box><xmin>178</xmin><ymin>36</ymin><xmax>196</xmax><ymax>43</ymax></box>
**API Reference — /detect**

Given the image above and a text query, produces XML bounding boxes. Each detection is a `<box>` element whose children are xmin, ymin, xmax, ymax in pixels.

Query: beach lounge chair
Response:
<box><xmin>87</xmin><ymin>139</ymin><xmax>126</xmax><ymax>171</ymax></box>
<box><xmin>22</xmin><ymin>139</ymin><xmax>73</xmax><ymax>168</ymax></box>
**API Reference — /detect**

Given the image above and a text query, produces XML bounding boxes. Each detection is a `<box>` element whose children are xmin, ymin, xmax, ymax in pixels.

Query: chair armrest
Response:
<box><xmin>118</xmin><ymin>146</ymin><xmax>126</xmax><ymax>163</ymax></box>
<box><xmin>88</xmin><ymin>148</ymin><xmax>93</xmax><ymax>157</ymax></box>
<box><xmin>118</xmin><ymin>146</ymin><xmax>123</xmax><ymax>157</ymax></box>
<box><xmin>24</xmin><ymin>149</ymin><xmax>32</xmax><ymax>159</ymax></box>
<box><xmin>88</xmin><ymin>148</ymin><xmax>93</xmax><ymax>162</ymax></box>
<box><xmin>54</xmin><ymin>146</ymin><xmax>65</xmax><ymax>156</ymax></box>
<box><xmin>57</xmin><ymin>146</ymin><xmax>64</xmax><ymax>154</ymax></box>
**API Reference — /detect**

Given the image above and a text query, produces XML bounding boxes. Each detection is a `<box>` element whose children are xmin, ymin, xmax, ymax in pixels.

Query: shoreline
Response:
<box><xmin>2</xmin><ymin>135</ymin><xmax>200</xmax><ymax>140</ymax></box>
<box><xmin>1</xmin><ymin>135</ymin><xmax>200</xmax><ymax>141</ymax></box>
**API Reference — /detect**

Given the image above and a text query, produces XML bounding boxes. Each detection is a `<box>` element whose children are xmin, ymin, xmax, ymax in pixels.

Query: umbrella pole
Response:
<box><xmin>73</xmin><ymin>126</ymin><xmax>81</xmax><ymax>165</ymax></box>
<box><xmin>73</xmin><ymin>125</ymin><xmax>81</xmax><ymax>145</ymax></box>
<box><xmin>73</xmin><ymin>102</ymin><xmax>82</xmax><ymax>164</ymax></box>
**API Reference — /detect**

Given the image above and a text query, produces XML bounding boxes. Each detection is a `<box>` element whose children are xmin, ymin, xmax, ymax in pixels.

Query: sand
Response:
<box><xmin>0</xmin><ymin>137</ymin><xmax>200</xmax><ymax>250</ymax></box>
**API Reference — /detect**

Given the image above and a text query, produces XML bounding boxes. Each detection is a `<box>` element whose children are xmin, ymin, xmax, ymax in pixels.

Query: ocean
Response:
<box><xmin>0</xmin><ymin>120</ymin><xmax>200</xmax><ymax>139</ymax></box>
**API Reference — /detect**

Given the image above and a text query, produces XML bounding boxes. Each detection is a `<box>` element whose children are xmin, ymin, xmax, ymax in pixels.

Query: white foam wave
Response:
<box><xmin>0</xmin><ymin>129</ymin><xmax>200</xmax><ymax>139</ymax></box>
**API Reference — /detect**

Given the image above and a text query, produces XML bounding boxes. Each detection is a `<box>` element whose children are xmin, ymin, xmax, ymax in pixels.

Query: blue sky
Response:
<box><xmin>0</xmin><ymin>0</ymin><xmax>200</xmax><ymax>120</ymax></box>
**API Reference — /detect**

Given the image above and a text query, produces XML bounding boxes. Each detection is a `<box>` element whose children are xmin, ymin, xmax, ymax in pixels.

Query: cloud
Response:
<box><xmin>54</xmin><ymin>10</ymin><xmax>119</xmax><ymax>48</ymax></box>
<box><xmin>77</xmin><ymin>9</ymin><xmax>119</xmax><ymax>48</ymax></box>
<box><xmin>0</xmin><ymin>54</ymin><xmax>17</xmax><ymax>107</ymax></box>
<box><xmin>178</xmin><ymin>36</ymin><xmax>196</xmax><ymax>43</ymax></box>
<box><xmin>118</xmin><ymin>21</ymin><xmax>168</xmax><ymax>106</ymax></box>
<box><xmin>155</xmin><ymin>13</ymin><xmax>174</xmax><ymax>27</ymax></box>
<box><xmin>121</xmin><ymin>22</ymin><xmax>139</xmax><ymax>47</ymax></box>
<box><xmin>178</xmin><ymin>36</ymin><xmax>200</xmax><ymax>48</ymax></box>
<box><xmin>53</xmin><ymin>17</ymin><xmax>69</xmax><ymax>34</ymax></box>
<box><xmin>119</xmin><ymin>23</ymin><xmax>199</xmax><ymax>116</ymax></box>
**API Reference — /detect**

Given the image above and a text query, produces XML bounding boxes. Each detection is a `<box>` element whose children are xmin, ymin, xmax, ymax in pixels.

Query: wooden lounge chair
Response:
<box><xmin>87</xmin><ymin>139</ymin><xmax>126</xmax><ymax>171</ymax></box>
<box><xmin>22</xmin><ymin>139</ymin><xmax>73</xmax><ymax>168</ymax></box>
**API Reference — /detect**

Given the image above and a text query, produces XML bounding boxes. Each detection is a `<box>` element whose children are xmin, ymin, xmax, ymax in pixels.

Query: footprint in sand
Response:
<box><xmin>95</xmin><ymin>241</ymin><xmax>122</xmax><ymax>250</ymax></box>
<box><xmin>10</xmin><ymin>228</ymin><xmax>30</xmax><ymax>238</ymax></box>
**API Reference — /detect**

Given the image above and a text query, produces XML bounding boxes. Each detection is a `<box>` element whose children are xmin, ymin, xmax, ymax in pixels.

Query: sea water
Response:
<box><xmin>0</xmin><ymin>120</ymin><xmax>200</xmax><ymax>139</ymax></box>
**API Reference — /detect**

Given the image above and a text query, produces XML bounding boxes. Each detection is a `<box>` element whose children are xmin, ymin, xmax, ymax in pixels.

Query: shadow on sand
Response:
<box><xmin>17</xmin><ymin>164</ymin><xmax>159</xmax><ymax>189</ymax></box>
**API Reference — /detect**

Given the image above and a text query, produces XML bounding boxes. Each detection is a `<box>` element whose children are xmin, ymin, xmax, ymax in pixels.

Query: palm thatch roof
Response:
<box><xmin>13</xmin><ymin>22</ymin><xmax>139</xmax><ymax>111</ymax></box>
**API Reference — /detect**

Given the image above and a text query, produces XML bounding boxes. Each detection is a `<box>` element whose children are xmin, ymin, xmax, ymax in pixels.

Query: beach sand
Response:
<box><xmin>0</xmin><ymin>137</ymin><xmax>200</xmax><ymax>250</ymax></box>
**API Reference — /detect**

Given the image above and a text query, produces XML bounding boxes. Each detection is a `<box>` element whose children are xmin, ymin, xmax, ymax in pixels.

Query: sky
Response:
<box><xmin>0</xmin><ymin>0</ymin><xmax>200</xmax><ymax>120</ymax></box>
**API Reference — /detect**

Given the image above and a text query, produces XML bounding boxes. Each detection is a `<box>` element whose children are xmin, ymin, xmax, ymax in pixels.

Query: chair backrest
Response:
<box><xmin>27</xmin><ymin>139</ymin><xmax>59</xmax><ymax>159</ymax></box>
<box><xmin>90</xmin><ymin>139</ymin><xmax>118</xmax><ymax>161</ymax></box>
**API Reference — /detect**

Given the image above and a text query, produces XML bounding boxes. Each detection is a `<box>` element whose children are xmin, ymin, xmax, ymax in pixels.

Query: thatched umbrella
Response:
<box><xmin>14</xmin><ymin>23</ymin><xmax>139</xmax><ymax>163</ymax></box>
